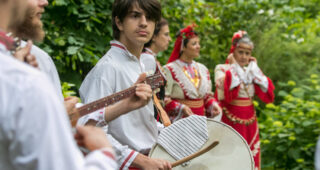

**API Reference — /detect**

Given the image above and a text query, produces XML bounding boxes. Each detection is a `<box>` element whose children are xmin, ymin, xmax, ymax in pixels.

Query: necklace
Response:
<box><xmin>181</xmin><ymin>62</ymin><xmax>201</xmax><ymax>88</ymax></box>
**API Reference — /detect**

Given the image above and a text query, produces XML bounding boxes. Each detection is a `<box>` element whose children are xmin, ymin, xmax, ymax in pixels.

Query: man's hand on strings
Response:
<box><xmin>64</xmin><ymin>96</ymin><xmax>79</xmax><ymax>115</ymax></box>
<box><xmin>126</xmin><ymin>73</ymin><xmax>153</xmax><ymax>111</ymax></box>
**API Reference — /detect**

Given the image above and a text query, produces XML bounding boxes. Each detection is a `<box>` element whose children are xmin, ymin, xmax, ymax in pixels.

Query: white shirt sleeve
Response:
<box><xmin>7</xmin><ymin>73</ymin><xmax>117</xmax><ymax>170</ymax></box>
<box><xmin>79</xmin><ymin>70</ymin><xmax>139</xmax><ymax>168</ymax></box>
<box><xmin>106</xmin><ymin>132</ymin><xmax>139</xmax><ymax>169</ymax></box>
<box><xmin>20</xmin><ymin>41</ymin><xmax>64</xmax><ymax>101</ymax></box>
<box><xmin>76</xmin><ymin>103</ymin><xmax>107</xmax><ymax>127</ymax></box>
<box><xmin>248</xmin><ymin>61</ymin><xmax>269</xmax><ymax>92</ymax></box>
<box><xmin>229</xmin><ymin>64</ymin><xmax>242</xmax><ymax>89</ymax></box>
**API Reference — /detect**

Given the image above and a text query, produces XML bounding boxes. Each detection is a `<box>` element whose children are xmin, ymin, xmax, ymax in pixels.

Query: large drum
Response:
<box><xmin>149</xmin><ymin>119</ymin><xmax>255</xmax><ymax>170</ymax></box>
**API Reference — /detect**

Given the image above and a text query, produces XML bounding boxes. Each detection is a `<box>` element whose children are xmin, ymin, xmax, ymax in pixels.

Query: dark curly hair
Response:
<box><xmin>112</xmin><ymin>0</ymin><xmax>162</xmax><ymax>40</ymax></box>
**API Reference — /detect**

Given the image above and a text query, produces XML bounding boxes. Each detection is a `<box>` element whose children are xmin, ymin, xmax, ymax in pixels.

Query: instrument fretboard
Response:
<box><xmin>77</xmin><ymin>86</ymin><xmax>137</xmax><ymax>116</ymax></box>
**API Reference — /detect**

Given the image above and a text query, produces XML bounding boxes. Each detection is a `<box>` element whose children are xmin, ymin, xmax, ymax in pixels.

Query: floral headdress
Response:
<box><xmin>229</xmin><ymin>30</ymin><xmax>248</xmax><ymax>54</ymax></box>
<box><xmin>167</xmin><ymin>24</ymin><xmax>197</xmax><ymax>63</ymax></box>
<box><xmin>226</xmin><ymin>30</ymin><xmax>252</xmax><ymax>64</ymax></box>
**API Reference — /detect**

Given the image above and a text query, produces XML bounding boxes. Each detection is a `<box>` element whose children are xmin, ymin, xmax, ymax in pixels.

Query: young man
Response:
<box><xmin>80</xmin><ymin>0</ymin><xmax>172</xmax><ymax>169</ymax></box>
<box><xmin>12</xmin><ymin>0</ymin><xmax>153</xmax><ymax>124</ymax></box>
<box><xmin>0</xmin><ymin>0</ymin><xmax>117</xmax><ymax>169</ymax></box>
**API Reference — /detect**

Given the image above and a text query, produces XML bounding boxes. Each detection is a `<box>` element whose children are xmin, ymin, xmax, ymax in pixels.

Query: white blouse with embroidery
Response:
<box><xmin>164</xmin><ymin>59</ymin><xmax>213</xmax><ymax>99</ymax></box>
<box><xmin>214</xmin><ymin>62</ymin><xmax>269</xmax><ymax>101</ymax></box>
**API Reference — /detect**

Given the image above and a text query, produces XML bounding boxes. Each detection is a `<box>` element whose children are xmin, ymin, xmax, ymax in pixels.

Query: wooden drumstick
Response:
<box><xmin>153</xmin><ymin>94</ymin><xmax>171</xmax><ymax>127</ymax></box>
<box><xmin>171</xmin><ymin>141</ymin><xmax>219</xmax><ymax>167</ymax></box>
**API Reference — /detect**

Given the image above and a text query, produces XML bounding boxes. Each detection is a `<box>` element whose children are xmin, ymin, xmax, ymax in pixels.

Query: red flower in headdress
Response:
<box><xmin>167</xmin><ymin>24</ymin><xmax>197</xmax><ymax>63</ymax></box>
<box><xmin>229</xmin><ymin>30</ymin><xmax>247</xmax><ymax>54</ymax></box>
<box><xmin>226</xmin><ymin>30</ymin><xmax>247</xmax><ymax>64</ymax></box>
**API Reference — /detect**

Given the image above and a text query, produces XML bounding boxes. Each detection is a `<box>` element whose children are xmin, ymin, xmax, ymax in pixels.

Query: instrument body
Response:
<box><xmin>149</xmin><ymin>119</ymin><xmax>255</xmax><ymax>170</ymax></box>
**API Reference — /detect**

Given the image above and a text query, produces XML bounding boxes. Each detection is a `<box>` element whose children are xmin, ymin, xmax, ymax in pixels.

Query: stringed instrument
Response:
<box><xmin>69</xmin><ymin>73</ymin><xmax>166</xmax><ymax>126</ymax></box>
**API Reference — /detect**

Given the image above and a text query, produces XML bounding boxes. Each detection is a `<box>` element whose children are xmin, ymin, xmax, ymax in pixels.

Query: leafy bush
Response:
<box><xmin>41</xmin><ymin>0</ymin><xmax>113</xmax><ymax>87</ymax></box>
<box><xmin>61</xmin><ymin>82</ymin><xmax>76</xmax><ymax>98</ymax></box>
<box><xmin>253</xmin><ymin>24</ymin><xmax>320</xmax><ymax>103</ymax></box>
<box><xmin>258</xmin><ymin>74</ymin><xmax>320</xmax><ymax>170</ymax></box>
<box><xmin>41</xmin><ymin>0</ymin><xmax>320</xmax><ymax>93</ymax></box>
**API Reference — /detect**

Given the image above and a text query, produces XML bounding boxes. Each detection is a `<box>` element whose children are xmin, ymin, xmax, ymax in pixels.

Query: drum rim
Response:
<box><xmin>149</xmin><ymin>118</ymin><xmax>255</xmax><ymax>169</ymax></box>
<box><xmin>206</xmin><ymin>119</ymin><xmax>255</xmax><ymax>168</ymax></box>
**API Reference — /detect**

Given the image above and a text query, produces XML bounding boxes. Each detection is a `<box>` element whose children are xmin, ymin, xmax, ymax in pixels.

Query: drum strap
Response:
<box><xmin>153</xmin><ymin>94</ymin><xmax>171</xmax><ymax>127</ymax></box>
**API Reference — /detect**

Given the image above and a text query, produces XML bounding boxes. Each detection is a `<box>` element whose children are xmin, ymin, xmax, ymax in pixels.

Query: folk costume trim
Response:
<box><xmin>176</xmin><ymin>60</ymin><xmax>202</xmax><ymax>89</ymax></box>
<box><xmin>110</xmin><ymin>40</ymin><xmax>138</xmax><ymax>61</ymax></box>
<box><xmin>144</xmin><ymin>48</ymin><xmax>157</xmax><ymax>56</ymax></box>
<box><xmin>119</xmin><ymin>150</ymin><xmax>136</xmax><ymax>170</ymax></box>
<box><xmin>249</xmin><ymin>125</ymin><xmax>260</xmax><ymax>148</ymax></box>
<box><xmin>101</xmin><ymin>150</ymin><xmax>116</xmax><ymax>160</ymax></box>
<box><xmin>177</xmin><ymin>99</ymin><xmax>204</xmax><ymax>108</ymax></box>
<box><xmin>0</xmin><ymin>31</ymin><xmax>16</xmax><ymax>52</ymax></box>
<box><xmin>166</xmin><ymin>60</ymin><xmax>208</xmax><ymax>99</ymax></box>
<box><xmin>222</xmin><ymin>107</ymin><xmax>256</xmax><ymax>125</ymax></box>
<box><xmin>110</xmin><ymin>43</ymin><xmax>126</xmax><ymax>51</ymax></box>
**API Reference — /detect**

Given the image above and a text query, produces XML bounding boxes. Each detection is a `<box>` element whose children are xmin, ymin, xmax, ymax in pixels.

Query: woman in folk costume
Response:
<box><xmin>214</xmin><ymin>30</ymin><xmax>275</xmax><ymax>169</ymax></box>
<box><xmin>141</xmin><ymin>18</ymin><xmax>171</xmax><ymax>75</ymax></box>
<box><xmin>163</xmin><ymin>24</ymin><xmax>222</xmax><ymax>122</ymax></box>
<box><xmin>141</xmin><ymin>18</ymin><xmax>171</xmax><ymax>122</ymax></box>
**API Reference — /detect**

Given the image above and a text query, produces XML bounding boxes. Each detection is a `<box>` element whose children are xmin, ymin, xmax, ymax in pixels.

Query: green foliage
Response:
<box><xmin>42</xmin><ymin>0</ymin><xmax>320</xmax><ymax>92</ymax></box>
<box><xmin>258</xmin><ymin>74</ymin><xmax>320</xmax><ymax>169</ymax></box>
<box><xmin>61</xmin><ymin>82</ymin><xmax>77</xmax><ymax>97</ymax></box>
<box><xmin>41</xmin><ymin>0</ymin><xmax>113</xmax><ymax>87</ymax></box>
<box><xmin>253</xmin><ymin>23</ymin><xmax>320</xmax><ymax>103</ymax></box>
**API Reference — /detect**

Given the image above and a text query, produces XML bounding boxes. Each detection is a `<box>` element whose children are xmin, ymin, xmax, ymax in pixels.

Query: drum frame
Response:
<box><xmin>149</xmin><ymin>119</ymin><xmax>255</xmax><ymax>170</ymax></box>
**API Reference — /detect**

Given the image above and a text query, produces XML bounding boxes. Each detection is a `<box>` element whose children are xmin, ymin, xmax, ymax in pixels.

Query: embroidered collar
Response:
<box><xmin>177</xmin><ymin>59</ymin><xmax>195</xmax><ymax>67</ymax></box>
<box><xmin>168</xmin><ymin>60</ymin><xmax>208</xmax><ymax>99</ymax></box>
<box><xmin>110</xmin><ymin>40</ymin><xmax>138</xmax><ymax>61</ymax></box>
<box><xmin>144</xmin><ymin>48</ymin><xmax>156</xmax><ymax>57</ymax></box>
<box><xmin>0</xmin><ymin>31</ymin><xmax>16</xmax><ymax>52</ymax></box>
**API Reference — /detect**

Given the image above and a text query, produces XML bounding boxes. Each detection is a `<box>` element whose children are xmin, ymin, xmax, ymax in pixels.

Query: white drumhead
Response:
<box><xmin>149</xmin><ymin>119</ymin><xmax>255</xmax><ymax>170</ymax></box>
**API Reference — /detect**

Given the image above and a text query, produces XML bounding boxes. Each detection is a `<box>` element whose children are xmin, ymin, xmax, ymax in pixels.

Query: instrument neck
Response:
<box><xmin>77</xmin><ymin>86</ymin><xmax>136</xmax><ymax>116</ymax></box>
